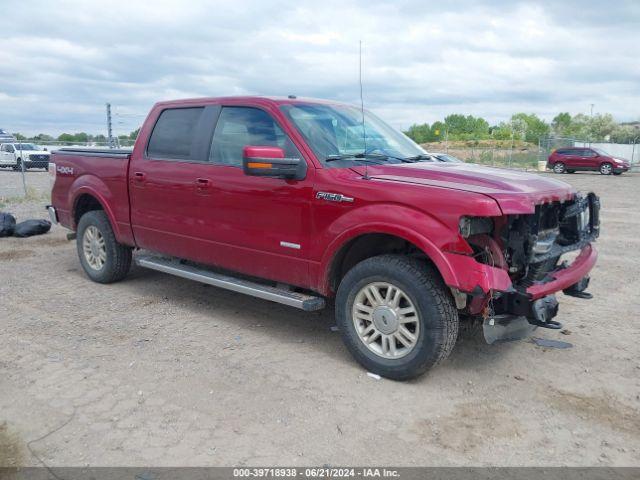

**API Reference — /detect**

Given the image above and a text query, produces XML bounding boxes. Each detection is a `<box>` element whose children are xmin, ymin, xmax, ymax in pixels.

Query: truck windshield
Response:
<box><xmin>15</xmin><ymin>143</ymin><xmax>38</xmax><ymax>150</ymax></box>
<box><xmin>280</xmin><ymin>104</ymin><xmax>428</xmax><ymax>166</ymax></box>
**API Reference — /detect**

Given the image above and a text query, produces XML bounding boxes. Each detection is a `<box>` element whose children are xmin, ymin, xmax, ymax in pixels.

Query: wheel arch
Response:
<box><xmin>319</xmin><ymin>225</ymin><xmax>462</xmax><ymax>297</ymax></box>
<box><xmin>70</xmin><ymin>186</ymin><xmax>123</xmax><ymax>243</ymax></box>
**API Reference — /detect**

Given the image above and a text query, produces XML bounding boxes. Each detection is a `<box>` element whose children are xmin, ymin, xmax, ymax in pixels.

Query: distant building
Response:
<box><xmin>0</xmin><ymin>129</ymin><xmax>16</xmax><ymax>143</ymax></box>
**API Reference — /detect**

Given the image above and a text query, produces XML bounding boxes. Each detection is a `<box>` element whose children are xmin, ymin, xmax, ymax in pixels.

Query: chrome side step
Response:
<box><xmin>135</xmin><ymin>255</ymin><xmax>325</xmax><ymax>312</ymax></box>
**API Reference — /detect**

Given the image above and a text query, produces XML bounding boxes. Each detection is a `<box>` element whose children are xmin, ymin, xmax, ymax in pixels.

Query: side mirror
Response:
<box><xmin>242</xmin><ymin>146</ymin><xmax>305</xmax><ymax>180</ymax></box>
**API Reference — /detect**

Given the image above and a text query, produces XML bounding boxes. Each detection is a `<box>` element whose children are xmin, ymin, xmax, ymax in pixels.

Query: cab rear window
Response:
<box><xmin>147</xmin><ymin>107</ymin><xmax>204</xmax><ymax>160</ymax></box>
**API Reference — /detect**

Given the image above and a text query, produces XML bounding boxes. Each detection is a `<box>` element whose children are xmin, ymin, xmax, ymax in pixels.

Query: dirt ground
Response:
<box><xmin>0</xmin><ymin>169</ymin><xmax>639</xmax><ymax>467</ymax></box>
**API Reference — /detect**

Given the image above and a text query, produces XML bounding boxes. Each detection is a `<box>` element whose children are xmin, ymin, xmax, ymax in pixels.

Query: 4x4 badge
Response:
<box><xmin>316</xmin><ymin>192</ymin><xmax>354</xmax><ymax>203</ymax></box>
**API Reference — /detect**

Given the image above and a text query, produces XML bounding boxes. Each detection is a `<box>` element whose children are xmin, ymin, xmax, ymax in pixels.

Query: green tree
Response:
<box><xmin>610</xmin><ymin>125</ymin><xmax>640</xmax><ymax>143</ymax></box>
<box><xmin>129</xmin><ymin>128</ymin><xmax>141</xmax><ymax>140</ymax></box>
<box><xmin>492</xmin><ymin>123</ymin><xmax>514</xmax><ymax>140</ymax></box>
<box><xmin>404</xmin><ymin>123</ymin><xmax>431</xmax><ymax>143</ymax></box>
<box><xmin>32</xmin><ymin>133</ymin><xmax>54</xmax><ymax>142</ymax></box>
<box><xmin>586</xmin><ymin>113</ymin><xmax>617</xmax><ymax>141</ymax></box>
<box><xmin>57</xmin><ymin>133</ymin><xmax>75</xmax><ymax>144</ymax></box>
<box><xmin>443</xmin><ymin>114</ymin><xmax>490</xmax><ymax>139</ymax></box>
<box><xmin>510</xmin><ymin>113</ymin><xmax>550</xmax><ymax>143</ymax></box>
<box><xmin>74</xmin><ymin>132</ymin><xmax>89</xmax><ymax>143</ymax></box>
<box><xmin>552</xmin><ymin>112</ymin><xmax>572</xmax><ymax>135</ymax></box>
<box><xmin>13</xmin><ymin>133</ymin><xmax>26</xmax><ymax>140</ymax></box>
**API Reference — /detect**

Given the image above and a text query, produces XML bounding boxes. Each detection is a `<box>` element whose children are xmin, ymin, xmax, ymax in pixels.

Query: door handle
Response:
<box><xmin>195</xmin><ymin>178</ymin><xmax>211</xmax><ymax>188</ymax></box>
<box><xmin>133</xmin><ymin>172</ymin><xmax>146</xmax><ymax>182</ymax></box>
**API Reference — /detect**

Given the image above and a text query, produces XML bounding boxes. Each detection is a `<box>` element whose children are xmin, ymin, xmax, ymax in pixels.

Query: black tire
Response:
<box><xmin>76</xmin><ymin>210</ymin><xmax>132</xmax><ymax>283</ymax></box>
<box><xmin>567</xmin><ymin>170</ymin><xmax>575</xmax><ymax>174</ymax></box>
<box><xmin>599</xmin><ymin>163</ymin><xmax>612</xmax><ymax>175</ymax></box>
<box><xmin>552</xmin><ymin>162</ymin><xmax>565</xmax><ymax>174</ymax></box>
<box><xmin>335</xmin><ymin>254</ymin><xmax>458</xmax><ymax>380</ymax></box>
<box><xmin>613</xmin><ymin>172</ymin><xmax>622</xmax><ymax>176</ymax></box>
<box><xmin>12</xmin><ymin>159</ymin><xmax>21</xmax><ymax>171</ymax></box>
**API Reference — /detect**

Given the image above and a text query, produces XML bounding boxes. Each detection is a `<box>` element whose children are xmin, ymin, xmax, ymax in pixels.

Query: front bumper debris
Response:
<box><xmin>526</xmin><ymin>244</ymin><xmax>597</xmax><ymax>300</ymax></box>
<box><xmin>483</xmin><ymin>314</ymin><xmax>536</xmax><ymax>344</ymax></box>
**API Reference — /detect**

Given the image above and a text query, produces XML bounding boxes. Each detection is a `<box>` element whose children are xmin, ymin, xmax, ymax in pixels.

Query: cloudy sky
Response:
<box><xmin>1</xmin><ymin>0</ymin><xmax>638</xmax><ymax>137</ymax></box>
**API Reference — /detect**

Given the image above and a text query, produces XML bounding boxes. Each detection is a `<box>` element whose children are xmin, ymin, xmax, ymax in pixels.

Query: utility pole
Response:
<box><xmin>589</xmin><ymin>104</ymin><xmax>595</xmax><ymax>147</ymax></box>
<box><xmin>106</xmin><ymin>103</ymin><xmax>114</xmax><ymax>149</ymax></box>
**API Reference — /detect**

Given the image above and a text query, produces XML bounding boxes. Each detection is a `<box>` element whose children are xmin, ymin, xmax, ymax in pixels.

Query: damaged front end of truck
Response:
<box><xmin>458</xmin><ymin>192</ymin><xmax>600</xmax><ymax>343</ymax></box>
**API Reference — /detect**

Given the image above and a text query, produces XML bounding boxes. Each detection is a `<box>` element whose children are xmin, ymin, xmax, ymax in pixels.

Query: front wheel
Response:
<box><xmin>553</xmin><ymin>162</ymin><xmax>566</xmax><ymax>174</ymax></box>
<box><xmin>76</xmin><ymin>210</ymin><xmax>132</xmax><ymax>283</ymax></box>
<box><xmin>12</xmin><ymin>158</ymin><xmax>21</xmax><ymax>171</ymax></box>
<box><xmin>335</xmin><ymin>255</ymin><xmax>459</xmax><ymax>380</ymax></box>
<box><xmin>600</xmin><ymin>163</ymin><xmax>613</xmax><ymax>175</ymax></box>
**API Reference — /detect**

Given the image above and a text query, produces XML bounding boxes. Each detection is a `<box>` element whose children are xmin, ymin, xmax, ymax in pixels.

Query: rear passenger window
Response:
<box><xmin>557</xmin><ymin>149</ymin><xmax>574</xmax><ymax>156</ymax></box>
<box><xmin>210</xmin><ymin>107</ymin><xmax>299</xmax><ymax>167</ymax></box>
<box><xmin>147</xmin><ymin>107</ymin><xmax>204</xmax><ymax>160</ymax></box>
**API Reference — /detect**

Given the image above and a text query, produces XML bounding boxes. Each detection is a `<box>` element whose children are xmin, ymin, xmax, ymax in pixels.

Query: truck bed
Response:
<box><xmin>51</xmin><ymin>148</ymin><xmax>134</xmax><ymax>245</ymax></box>
<box><xmin>53</xmin><ymin>148</ymin><xmax>132</xmax><ymax>158</ymax></box>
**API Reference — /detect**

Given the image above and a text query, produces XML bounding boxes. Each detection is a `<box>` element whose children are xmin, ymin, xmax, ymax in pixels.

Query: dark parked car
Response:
<box><xmin>547</xmin><ymin>147</ymin><xmax>630</xmax><ymax>175</ymax></box>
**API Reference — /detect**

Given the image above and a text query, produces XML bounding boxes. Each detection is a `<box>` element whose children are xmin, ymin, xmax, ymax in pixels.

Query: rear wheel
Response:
<box><xmin>335</xmin><ymin>254</ymin><xmax>459</xmax><ymax>380</ymax></box>
<box><xmin>567</xmin><ymin>169</ymin><xmax>575</xmax><ymax>174</ymax></box>
<box><xmin>76</xmin><ymin>210</ymin><xmax>132</xmax><ymax>283</ymax></box>
<box><xmin>600</xmin><ymin>163</ymin><xmax>612</xmax><ymax>175</ymax></box>
<box><xmin>553</xmin><ymin>162</ymin><xmax>565</xmax><ymax>174</ymax></box>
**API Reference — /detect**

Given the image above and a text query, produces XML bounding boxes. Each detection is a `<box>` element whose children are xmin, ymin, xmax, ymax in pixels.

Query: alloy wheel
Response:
<box><xmin>82</xmin><ymin>225</ymin><xmax>107</xmax><ymax>270</ymax></box>
<box><xmin>352</xmin><ymin>282</ymin><xmax>420</xmax><ymax>359</ymax></box>
<box><xmin>600</xmin><ymin>163</ymin><xmax>612</xmax><ymax>175</ymax></box>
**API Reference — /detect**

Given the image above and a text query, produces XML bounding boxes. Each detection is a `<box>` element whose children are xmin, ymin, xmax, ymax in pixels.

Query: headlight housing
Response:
<box><xmin>459</xmin><ymin>216</ymin><xmax>494</xmax><ymax>238</ymax></box>
<box><xmin>577</xmin><ymin>204</ymin><xmax>590</xmax><ymax>231</ymax></box>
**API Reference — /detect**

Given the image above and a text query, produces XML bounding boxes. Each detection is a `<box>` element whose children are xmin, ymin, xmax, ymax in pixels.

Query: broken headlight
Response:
<box><xmin>459</xmin><ymin>216</ymin><xmax>494</xmax><ymax>238</ymax></box>
<box><xmin>577</xmin><ymin>204</ymin><xmax>590</xmax><ymax>231</ymax></box>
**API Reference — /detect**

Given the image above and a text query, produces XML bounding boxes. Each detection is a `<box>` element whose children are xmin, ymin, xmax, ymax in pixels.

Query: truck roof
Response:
<box><xmin>153</xmin><ymin>95</ymin><xmax>352</xmax><ymax>109</ymax></box>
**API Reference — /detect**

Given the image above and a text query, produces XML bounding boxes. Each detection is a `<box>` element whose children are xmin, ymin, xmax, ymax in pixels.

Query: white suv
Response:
<box><xmin>0</xmin><ymin>143</ymin><xmax>51</xmax><ymax>170</ymax></box>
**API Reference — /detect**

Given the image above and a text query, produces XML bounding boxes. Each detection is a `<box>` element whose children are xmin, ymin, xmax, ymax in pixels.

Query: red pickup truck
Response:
<box><xmin>48</xmin><ymin>96</ymin><xmax>600</xmax><ymax>379</ymax></box>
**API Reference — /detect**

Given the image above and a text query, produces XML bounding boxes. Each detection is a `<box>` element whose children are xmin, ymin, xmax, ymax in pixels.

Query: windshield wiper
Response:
<box><xmin>403</xmin><ymin>154</ymin><xmax>434</xmax><ymax>162</ymax></box>
<box><xmin>325</xmin><ymin>153</ymin><xmax>387</xmax><ymax>164</ymax></box>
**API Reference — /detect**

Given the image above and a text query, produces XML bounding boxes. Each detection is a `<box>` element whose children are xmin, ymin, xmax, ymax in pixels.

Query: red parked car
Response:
<box><xmin>547</xmin><ymin>147</ymin><xmax>630</xmax><ymax>175</ymax></box>
<box><xmin>48</xmin><ymin>96</ymin><xmax>600</xmax><ymax>379</ymax></box>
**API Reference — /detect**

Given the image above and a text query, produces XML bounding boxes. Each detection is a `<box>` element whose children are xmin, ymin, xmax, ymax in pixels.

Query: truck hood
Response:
<box><xmin>19</xmin><ymin>149</ymin><xmax>49</xmax><ymax>155</ymax></box>
<box><xmin>351</xmin><ymin>162</ymin><xmax>576</xmax><ymax>214</ymax></box>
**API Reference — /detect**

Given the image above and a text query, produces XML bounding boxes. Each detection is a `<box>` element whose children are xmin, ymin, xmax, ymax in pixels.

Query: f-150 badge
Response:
<box><xmin>316</xmin><ymin>192</ymin><xmax>354</xmax><ymax>203</ymax></box>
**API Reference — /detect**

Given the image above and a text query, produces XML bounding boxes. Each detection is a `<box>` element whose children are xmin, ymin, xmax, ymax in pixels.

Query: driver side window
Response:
<box><xmin>209</xmin><ymin>107</ymin><xmax>300</xmax><ymax>167</ymax></box>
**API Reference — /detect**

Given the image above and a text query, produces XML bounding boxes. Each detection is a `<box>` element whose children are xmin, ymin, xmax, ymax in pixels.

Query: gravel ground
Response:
<box><xmin>0</xmin><ymin>170</ymin><xmax>639</xmax><ymax>467</ymax></box>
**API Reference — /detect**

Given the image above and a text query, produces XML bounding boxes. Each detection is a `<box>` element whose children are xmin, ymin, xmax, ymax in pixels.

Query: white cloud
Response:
<box><xmin>0</xmin><ymin>0</ymin><xmax>638</xmax><ymax>136</ymax></box>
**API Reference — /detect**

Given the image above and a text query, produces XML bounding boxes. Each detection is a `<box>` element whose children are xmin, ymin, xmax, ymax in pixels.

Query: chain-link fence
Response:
<box><xmin>0</xmin><ymin>140</ymin><xmax>135</xmax><ymax>202</ymax></box>
<box><xmin>428</xmin><ymin>145</ymin><xmax>543</xmax><ymax>170</ymax></box>
<box><xmin>423</xmin><ymin>135</ymin><xmax>640</xmax><ymax>170</ymax></box>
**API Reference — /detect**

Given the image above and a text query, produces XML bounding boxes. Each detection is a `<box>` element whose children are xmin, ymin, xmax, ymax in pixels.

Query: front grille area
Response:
<box><xmin>29</xmin><ymin>154</ymin><xmax>49</xmax><ymax>161</ymax></box>
<box><xmin>502</xmin><ymin>193</ymin><xmax>600</xmax><ymax>289</ymax></box>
